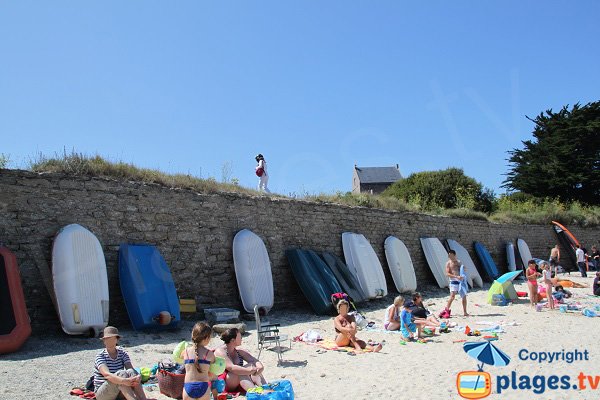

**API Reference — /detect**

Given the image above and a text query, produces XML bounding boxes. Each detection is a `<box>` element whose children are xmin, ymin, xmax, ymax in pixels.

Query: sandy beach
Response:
<box><xmin>1</xmin><ymin>275</ymin><xmax>599</xmax><ymax>400</ymax></box>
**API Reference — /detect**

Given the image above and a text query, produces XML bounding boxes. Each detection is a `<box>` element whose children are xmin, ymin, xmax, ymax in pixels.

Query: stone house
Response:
<box><xmin>352</xmin><ymin>164</ymin><xmax>402</xmax><ymax>194</ymax></box>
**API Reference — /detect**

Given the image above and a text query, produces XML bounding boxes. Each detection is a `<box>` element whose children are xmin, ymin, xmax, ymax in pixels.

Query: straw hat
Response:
<box><xmin>100</xmin><ymin>326</ymin><xmax>121</xmax><ymax>340</ymax></box>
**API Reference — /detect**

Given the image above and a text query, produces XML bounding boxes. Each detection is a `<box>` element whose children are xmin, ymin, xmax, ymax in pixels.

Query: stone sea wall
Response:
<box><xmin>1</xmin><ymin>169</ymin><xmax>598</xmax><ymax>334</ymax></box>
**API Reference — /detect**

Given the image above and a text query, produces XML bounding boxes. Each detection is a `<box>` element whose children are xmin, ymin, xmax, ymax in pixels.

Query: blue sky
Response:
<box><xmin>1</xmin><ymin>1</ymin><xmax>598</xmax><ymax>196</ymax></box>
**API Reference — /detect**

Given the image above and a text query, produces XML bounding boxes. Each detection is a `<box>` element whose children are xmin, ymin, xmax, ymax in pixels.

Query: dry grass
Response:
<box><xmin>25</xmin><ymin>152</ymin><xmax>600</xmax><ymax>226</ymax></box>
<box><xmin>28</xmin><ymin>151</ymin><xmax>260</xmax><ymax>196</ymax></box>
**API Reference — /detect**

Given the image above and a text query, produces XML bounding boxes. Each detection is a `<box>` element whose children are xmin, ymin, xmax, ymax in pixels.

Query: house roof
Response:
<box><xmin>354</xmin><ymin>165</ymin><xmax>402</xmax><ymax>183</ymax></box>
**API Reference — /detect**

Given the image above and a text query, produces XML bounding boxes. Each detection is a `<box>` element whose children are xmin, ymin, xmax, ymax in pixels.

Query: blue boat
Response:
<box><xmin>473</xmin><ymin>242</ymin><xmax>500</xmax><ymax>280</ymax></box>
<box><xmin>286</xmin><ymin>249</ymin><xmax>342</xmax><ymax>315</ymax></box>
<box><xmin>118</xmin><ymin>244</ymin><xmax>180</xmax><ymax>330</ymax></box>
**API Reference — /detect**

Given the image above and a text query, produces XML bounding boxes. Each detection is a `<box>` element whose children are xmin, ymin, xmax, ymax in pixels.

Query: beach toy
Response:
<box><xmin>559</xmin><ymin>305</ymin><xmax>567</xmax><ymax>313</ymax></box>
<box><xmin>214</xmin><ymin>379</ymin><xmax>226</xmax><ymax>393</ymax></box>
<box><xmin>209</xmin><ymin>356</ymin><xmax>226</xmax><ymax>376</ymax></box>
<box><xmin>535</xmin><ymin>304</ymin><xmax>543</xmax><ymax>312</ymax></box>
<box><xmin>172</xmin><ymin>340</ymin><xmax>188</xmax><ymax>364</ymax></box>
<box><xmin>399</xmin><ymin>340</ymin><xmax>407</xmax><ymax>345</ymax></box>
<box><xmin>139</xmin><ymin>367</ymin><xmax>151</xmax><ymax>383</ymax></box>
<box><xmin>464</xmin><ymin>325</ymin><xmax>471</xmax><ymax>335</ymax></box>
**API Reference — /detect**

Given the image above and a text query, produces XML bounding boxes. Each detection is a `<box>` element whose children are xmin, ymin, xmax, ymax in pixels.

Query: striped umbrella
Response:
<box><xmin>463</xmin><ymin>341</ymin><xmax>511</xmax><ymax>369</ymax></box>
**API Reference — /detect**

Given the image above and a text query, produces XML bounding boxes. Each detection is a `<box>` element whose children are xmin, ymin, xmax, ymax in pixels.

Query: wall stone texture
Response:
<box><xmin>1</xmin><ymin>169</ymin><xmax>598</xmax><ymax>335</ymax></box>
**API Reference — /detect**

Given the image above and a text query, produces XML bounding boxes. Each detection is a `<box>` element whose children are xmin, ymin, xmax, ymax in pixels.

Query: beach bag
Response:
<box><xmin>256</xmin><ymin>167</ymin><xmax>265</xmax><ymax>177</ymax></box>
<box><xmin>246</xmin><ymin>380</ymin><xmax>294</xmax><ymax>400</ymax></box>
<box><xmin>491</xmin><ymin>294</ymin><xmax>508</xmax><ymax>306</ymax></box>
<box><xmin>157</xmin><ymin>362</ymin><xmax>185</xmax><ymax>399</ymax></box>
<box><xmin>348</xmin><ymin>311</ymin><xmax>367</xmax><ymax>330</ymax></box>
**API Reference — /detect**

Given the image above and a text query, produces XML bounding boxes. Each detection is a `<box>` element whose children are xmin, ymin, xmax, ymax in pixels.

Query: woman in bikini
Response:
<box><xmin>214</xmin><ymin>327</ymin><xmax>266</xmax><ymax>392</ymax></box>
<box><xmin>334</xmin><ymin>299</ymin><xmax>382</xmax><ymax>353</ymax></box>
<box><xmin>183</xmin><ymin>322</ymin><xmax>215</xmax><ymax>400</ymax></box>
<box><xmin>526</xmin><ymin>259</ymin><xmax>540</xmax><ymax>307</ymax></box>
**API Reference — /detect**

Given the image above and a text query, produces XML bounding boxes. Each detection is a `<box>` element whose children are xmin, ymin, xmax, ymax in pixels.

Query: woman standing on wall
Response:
<box><xmin>255</xmin><ymin>154</ymin><xmax>270</xmax><ymax>193</ymax></box>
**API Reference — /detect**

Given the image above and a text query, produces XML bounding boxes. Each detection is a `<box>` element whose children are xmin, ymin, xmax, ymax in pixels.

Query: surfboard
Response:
<box><xmin>384</xmin><ymin>236</ymin><xmax>417</xmax><ymax>293</ymax></box>
<box><xmin>118</xmin><ymin>244</ymin><xmax>180</xmax><ymax>330</ymax></box>
<box><xmin>506</xmin><ymin>242</ymin><xmax>517</xmax><ymax>273</ymax></box>
<box><xmin>342</xmin><ymin>232</ymin><xmax>387</xmax><ymax>299</ymax></box>
<box><xmin>473</xmin><ymin>242</ymin><xmax>500</xmax><ymax>281</ymax></box>
<box><xmin>232</xmin><ymin>229</ymin><xmax>274</xmax><ymax>314</ymax></box>
<box><xmin>419</xmin><ymin>237</ymin><xmax>449</xmax><ymax>288</ymax></box>
<box><xmin>0</xmin><ymin>246</ymin><xmax>31</xmax><ymax>354</ymax></box>
<box><xmin>321</xmin><ymin>251</ymin><xmax>366</xmax><ymax>303</ymax></box>
<box><xmin>52</xmin><ymin>224</ymin><xmax>109</xmax><ymax>336</ymax></box>
<box><xmin>286</xmin><ymin>249</ymin><xmax>342</xmax><ymax>315</ymax></box>
<box><xmin>445</xmin><ymin>239</ymin><xmax>484</xmax><ymax>288</ymax></box>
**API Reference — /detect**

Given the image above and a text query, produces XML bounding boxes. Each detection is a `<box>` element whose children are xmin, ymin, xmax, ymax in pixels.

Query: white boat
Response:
<box><xmin>342</xmin><ymin>232</ymin><xmax>387</xmax><ymax>299</ymax></box>
<box><xmin>233</xmin><ymin>229</ymin><xmax>274</xmax><ymax>314</ymax></box>
<box><xmin>419</xmin><ymin>237</ymin><xmax>449</xmax><ymax>288</ymax></box>
<box><xmin>506</xmin><ymin>242</ymin><xmax>517</xmax><ymax>272</ymax></box>
<box><xmin>446</xmin><ymin>239</ymin><xmax>484</xmax><ymax>288</ymax></box>
<box><xmin>52</xmin><ymin>224</ymin><xmax>109</xmax><ymax>336</ymax></box>
<box><xmin>384</xmin><ymin>236</ymin><xmax>417</xmax><ymax>293</ymax></box>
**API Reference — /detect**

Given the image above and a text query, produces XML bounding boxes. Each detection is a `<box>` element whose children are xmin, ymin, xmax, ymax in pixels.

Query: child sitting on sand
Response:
<box><xmin>383</xmin><ymin>296</ymin><xmax>403</xmax><ymax>331</ymax></box>
<box><xmin>552</xmin><ymin>285</ymin><xmax>572</xmax><ymax>302</ymax></box>
<box><xmin>399</xmin><ymin>300</ymin><xmax>427</xmax><ymax>341</ymax></box>
<box><xmin>334</xmin><ymin>299</ymin><xmax>382</xmax><ymax>353</ymax></box>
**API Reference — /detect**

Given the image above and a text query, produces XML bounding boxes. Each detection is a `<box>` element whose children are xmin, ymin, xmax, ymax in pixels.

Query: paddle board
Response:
<box><xmin>446</xmin><ymin>239</ymin><xmax>484</xmax><ymax>288</ymax></box>
<box><xmin>384</xmin><ymin>236</ymin><xmax>417</xmax><ymax>293</ymax></box>
<box><xmin>52</xmin><ymin>224</ymin><xmax>109</xmax><ymax>336</ymax></box>
<box><xmin>419</xmin><ymin>237</ymin><xmax>449</xmax><ymax>288</ymax></box>
<box><xmin>342</xmin><ymin>232</ymin><xmax>387</xmax><ymax>299</ymax></box>
<box><xmin>232</xmin><ymin>229</ymin><xmax>274</xmax><ymax>314</ymax></box>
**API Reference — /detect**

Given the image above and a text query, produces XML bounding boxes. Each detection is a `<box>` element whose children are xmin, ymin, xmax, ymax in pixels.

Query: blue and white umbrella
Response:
<box><xmin>463</xmin><ymin>341</ymin><xmax>511</xmax><ymax>369</ymax></box>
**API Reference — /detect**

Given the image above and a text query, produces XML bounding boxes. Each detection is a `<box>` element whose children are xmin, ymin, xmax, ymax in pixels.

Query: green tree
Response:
<box><xmin>503</xmin><ymin>101</ymin><xmax>600</xmax><ymax>205</ymax></box>
<box><xmin>383</xmin><ymin>167</ymin><xmax>495</xmax><ymax>213</ymax></box>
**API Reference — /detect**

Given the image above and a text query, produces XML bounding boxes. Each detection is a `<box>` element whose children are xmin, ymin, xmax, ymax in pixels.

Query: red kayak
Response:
<box><xmin>0</xmin><ymin>246</ymin><xmax>31</xmax><ymax>354</ymax></box>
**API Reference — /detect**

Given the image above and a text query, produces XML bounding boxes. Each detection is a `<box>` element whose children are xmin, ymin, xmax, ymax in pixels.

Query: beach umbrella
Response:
<box><xmin>463</xmin><ymin>341</ymin><xmax>511</xmax><ymax>369</ymax></box>
<box><xmin>496</xmin><ymin>270</ymin><xmax>521</xmax><ymax>284</ymax></box>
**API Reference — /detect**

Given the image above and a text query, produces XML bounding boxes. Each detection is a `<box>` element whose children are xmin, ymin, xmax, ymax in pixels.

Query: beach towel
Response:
<box><xmin>459</xmin><ymin>265</ymin><xmax>468</xmax><ymax>298</ymax></box>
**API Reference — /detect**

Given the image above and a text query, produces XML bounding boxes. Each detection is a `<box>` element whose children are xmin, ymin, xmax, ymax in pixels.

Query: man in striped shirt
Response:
<box><xmin>93</xmin><ymin>326</ymin><xmax>154</xmax><ymax>400</ymax></box>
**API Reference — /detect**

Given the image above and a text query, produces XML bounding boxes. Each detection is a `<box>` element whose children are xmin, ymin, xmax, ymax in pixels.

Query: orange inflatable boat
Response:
<box><xmin>0</xmin><ymin>246</ymin><xmax>31</xmax><ymax>354</ymax></box>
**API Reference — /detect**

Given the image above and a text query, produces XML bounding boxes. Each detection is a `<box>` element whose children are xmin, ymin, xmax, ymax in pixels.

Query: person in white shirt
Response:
<box><xmin>255</xmin><ymin>154</ymin><xmax>270</xmax><ymax>193</ymax></box>
<box><xmin>575</xmin><ymin>244</ymin><xmax>587</xmax><ymax>277</ymax></box>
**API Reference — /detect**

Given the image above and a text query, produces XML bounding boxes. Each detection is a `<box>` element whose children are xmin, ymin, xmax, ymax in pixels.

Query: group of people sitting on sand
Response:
<box><xmin>92</xmin><ymin>324</ymin><xmax>266</xmax><ymax>400</ymax></box>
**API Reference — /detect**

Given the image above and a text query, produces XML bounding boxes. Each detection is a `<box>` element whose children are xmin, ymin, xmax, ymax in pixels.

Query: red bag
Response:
<box><xmin>255</xmin><ymin>167</ymin><xmax>264</xmax><ymax>177</ymax></box>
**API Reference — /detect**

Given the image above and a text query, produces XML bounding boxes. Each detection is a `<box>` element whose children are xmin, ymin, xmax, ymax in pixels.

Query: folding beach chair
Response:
<box><xmin>254</xmin><ymin>305</ymin><xmax>290</xmax><ymax>365</ymax></box>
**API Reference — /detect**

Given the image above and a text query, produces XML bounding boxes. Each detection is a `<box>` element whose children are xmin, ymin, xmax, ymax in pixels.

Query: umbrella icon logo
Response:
<box><xmin>456</xmin><ymin>341</ymin><xmax>511</xmax><ymax>399</ymax></box>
